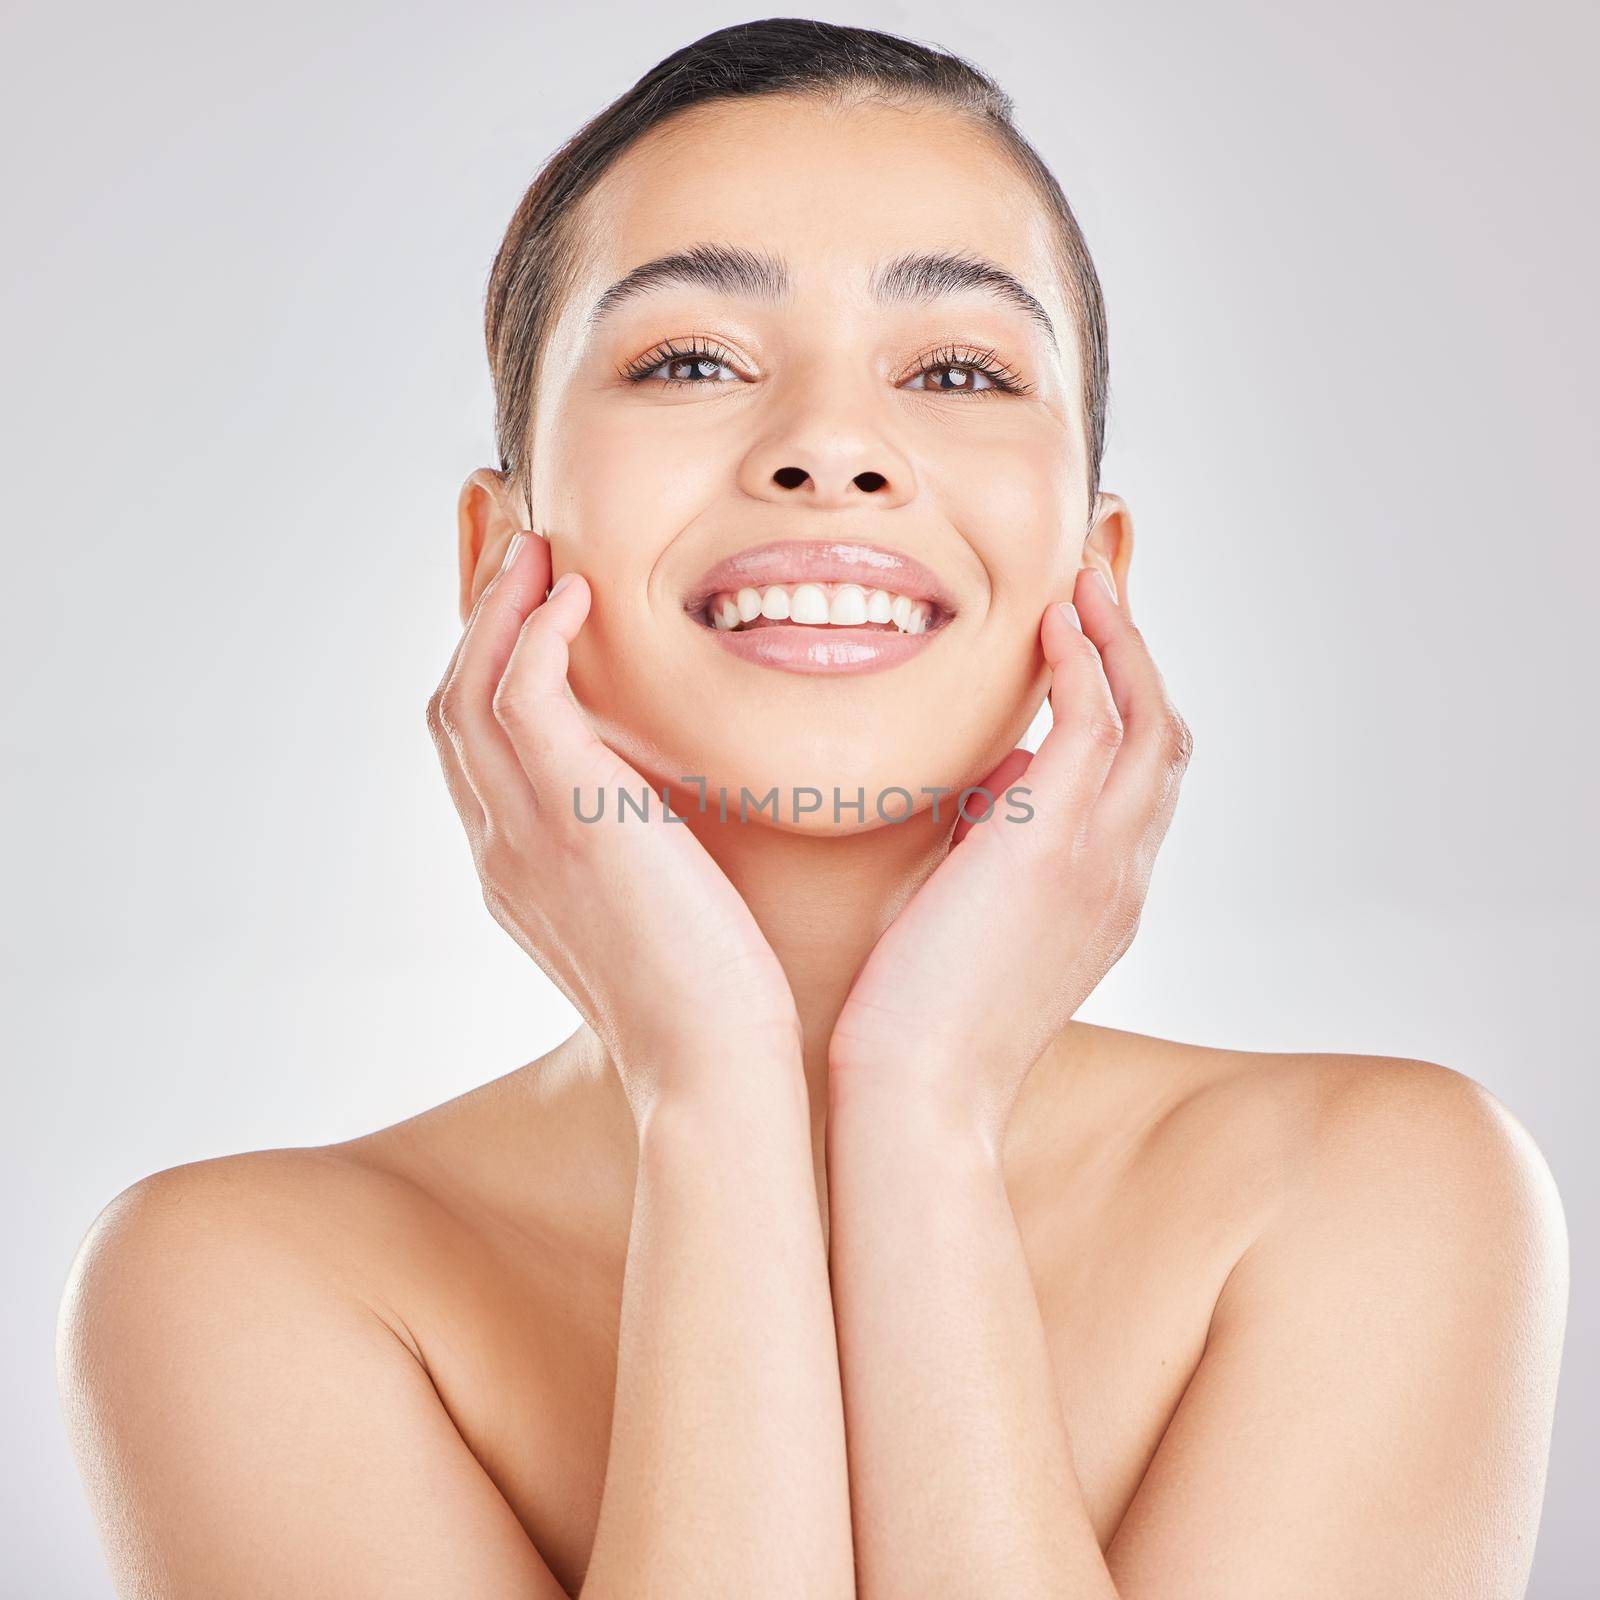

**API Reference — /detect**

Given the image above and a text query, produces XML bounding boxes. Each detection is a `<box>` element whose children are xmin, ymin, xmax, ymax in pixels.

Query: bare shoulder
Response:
<box><xmin>1045</xmin><ymin>1022</ymin><xmax>1571</xmax><ymax>1373</ymax></box>
<box><xmin>1103</xmin><ymin>1026</ymin><xmax>1570</xmax><ymax>1394</ymax></box>
<box><xmin>1238</xmin><ymin>1048</ymin><xmax>1569</xmax><ymax>1343</ymax></box>
<box><xmin>59</xmin><ymin>1143</ymin><xmax>442</xmax><ymax>1333</ymax></box>
<box><xmin>1290</xmin><ymin>1050</ymin><xmax>1565</xmax><ymax>1226</ymax></box>
<box><xmin>56</xmin><ymin>1144</ymin><xmax>452</xmax><ymax>1453</ymax></box>
<box><xmin>1088</xmin><ymin>1030</ymin><xmax>1569</xmax><ymax>1594</ymax></box>
<box><xmin>56</xmin><ymin>1134</ymin><xmax>565</xmax><ymax>1594</ymax></box>
<box><xmin>56</xmin><ymin>1054</ymin><xmax>573</xmax><ymax>1396</ymax></box>
<box><xmin>1080</xmin><ymin>1023</ymin><xmax>1567</xmax><ymax>1264</ymax></box>
<box><xmin>1215</xmin><ymin>1044</ymin><xmax>1566</xmax><ymax>1268</ymax></box>
<box><xmin>58</xmin><ymin>1034</ymin><xmax>623</xmax><ymax>1413</ymax></box>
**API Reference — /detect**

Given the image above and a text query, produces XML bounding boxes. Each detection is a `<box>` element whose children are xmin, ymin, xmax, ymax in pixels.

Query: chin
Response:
<box><xmin>589</xmin><ymin>707</ymin><xmax>1023</xmax><ymax>839</ymax></box>
<box><xmin>567</xmin><ymin>622</ymin><xmax>1044</xmax><ymax>837</ymax></box>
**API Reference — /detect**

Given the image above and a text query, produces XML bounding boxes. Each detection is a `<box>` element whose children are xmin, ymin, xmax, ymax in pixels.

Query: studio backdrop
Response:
<box><xmin>2</xmin><ymin>2</ymin><xmax>1593</xmax><ymax>1595</ymax></box>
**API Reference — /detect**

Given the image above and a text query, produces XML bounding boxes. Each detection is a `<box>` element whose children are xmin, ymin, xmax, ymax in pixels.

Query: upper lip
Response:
<box><xmin>682</xmin><ymin>539</ymin><xmax>959</xmax><ymax>620</ymax></box>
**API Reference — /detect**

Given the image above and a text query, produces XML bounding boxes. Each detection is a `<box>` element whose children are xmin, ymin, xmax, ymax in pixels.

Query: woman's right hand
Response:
<box><xmin>425</xmin><ymin>531</ymin><xmax>802</xmax><ymax>1122</ymax></box>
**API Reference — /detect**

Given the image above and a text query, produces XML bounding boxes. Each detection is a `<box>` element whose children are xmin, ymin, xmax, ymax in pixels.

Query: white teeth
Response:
<box><xmin>703</xmin><ymin>581</ymin><xmax>942</xmax><ymax>634</ymax></box>
<box><xmin>828</xmin><ymin>584</ymin><xmax>868</xmax><ymax>626</ymax></box>
<box><xmin>790</xmin><ymin>583</ymin><xmax>830</xmax><ymax>624</ymax></box>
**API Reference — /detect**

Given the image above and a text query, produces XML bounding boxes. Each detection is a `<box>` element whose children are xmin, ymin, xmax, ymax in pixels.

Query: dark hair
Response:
<box><xmin>485</xmin><ymin>17</ymin><xmax>1110</xmax><ymax>513</ymax></box>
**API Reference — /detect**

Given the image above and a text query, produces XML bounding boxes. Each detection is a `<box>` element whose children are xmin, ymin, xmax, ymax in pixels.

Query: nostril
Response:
<box><xmin>854</xmin><ymin>471</ymin><xmax>887</xmax><ymax>493</ymax></box>
<box><xmin>773</xmin><ymin>466</ymin><xmax>809</xmax><ymax>489</ymax></box>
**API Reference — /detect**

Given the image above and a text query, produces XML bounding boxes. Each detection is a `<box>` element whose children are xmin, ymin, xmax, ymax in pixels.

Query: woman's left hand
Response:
<box><xmin>828</xmin><ymin>566</ymin><xmax>1193</xmax><ymax>1147</ymax></box>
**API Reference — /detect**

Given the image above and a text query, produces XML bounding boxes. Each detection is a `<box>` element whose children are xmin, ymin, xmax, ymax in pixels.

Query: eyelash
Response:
<box><xmin>617</xmin><ymin>337</ymin><xmax>1033</xmax><ymax>398</ymax></box>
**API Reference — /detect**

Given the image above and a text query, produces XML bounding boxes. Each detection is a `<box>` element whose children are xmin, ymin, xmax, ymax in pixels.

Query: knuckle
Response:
<box><xmin>1083</xmin><ymin>710</ymin><xmax>1126</xmax><ymax>751</ymax></box>
<box><xmin>1113</xmin><ymin>874</ymin><xmax>1144</xmax><ymax>928</ymax></box>
<box><xmin>490</xmin><ymin>678</ymin><xmax>533</xmax><ymax>733</ymax></box>
<box><xmin>480</xmin><ymin>817</ymin><xmax>530</xmax><ymax>873</ymax></box>
<box><xmin>1067</xmin><ymin>629</ymin><xmax>1103</xmax><ymax>666</ymax></box>
<box><xmin>434</xmin><ymin>684</ymin><xmax>468</xmax><ymax>744</ymax></box>
<box><xmin>487</xmin><ymin>863</ymin><xmax>517</xmax><ymax>915</ymax></box>
<box><xmin>425</xmin><ymin>684</ymin><xmax>459</xmax><ymax>745</ymax></box>
<box><xmin>480</xmin><ymin>877</ymin><xmax>513</xmax><ymax>927</ymax></box>
<box><xmin>1163</xmin><ymin>709</ymin><xmax>1195</xmax><ymax>768</ymax></box>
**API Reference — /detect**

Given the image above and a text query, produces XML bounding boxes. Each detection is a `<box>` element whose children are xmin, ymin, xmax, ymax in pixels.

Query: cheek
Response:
<box><xmin>920</xmin><ymin>431</ymin><xmax>1084</xmax><ymax>767</ymax></box>
<box><xmin>542</xmin><ymin>402</ymin><xmax>722</xmax><ymax>579</ymax></box>
<box><xmin>928</xmin><ymin>430</ymin><xmax>1086</xmax><ymax>604</ymax></box>
<box><xmin>540</xmin><ymin>400</ymin><xmax>732</xmax><ymax>754</ymax></box>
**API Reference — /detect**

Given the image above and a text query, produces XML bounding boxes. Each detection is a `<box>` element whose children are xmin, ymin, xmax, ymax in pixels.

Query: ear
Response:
<box><xmin>1081</xmin><ymin>491</ymin><xmax>1134</xmax><ymax>611</ymax></box>
<box><xmin>456</xmin><ymin>467</ymin><xmax>529</xmax><ymax>626</ymax></box>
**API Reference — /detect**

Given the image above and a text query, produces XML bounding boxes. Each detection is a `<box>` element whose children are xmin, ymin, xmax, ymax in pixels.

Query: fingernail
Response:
<box><xmin>549</xmin><ymin>572</ymin><xmax>574</xmax><ymax>599</ymax></box>
<box><xmin>1093</xmin><ymin>569</ymin><xmax>1118</xmax><ymax>605</ymax></box>
<box><xmin>500</xmin><ymin>533</ymin><xmax>527</xmax><ymax>573</ymax></box>
<box><xmin>1055</xmin><ymin>600</ymin><xmax>1081</xmax><ymax>630</ymax></box>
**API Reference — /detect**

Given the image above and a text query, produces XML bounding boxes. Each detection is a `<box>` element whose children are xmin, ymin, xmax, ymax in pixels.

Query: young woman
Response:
<box><xmin>58</xmin><ymin>19</ymin><xmax>1567</xmax><ymax>1598</ymax></box>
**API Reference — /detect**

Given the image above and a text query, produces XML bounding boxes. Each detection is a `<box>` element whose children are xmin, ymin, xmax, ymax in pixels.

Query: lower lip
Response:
<box><xmin>696</xmin><ymin>620</ymin><xmax>946</xmax><ymax>675</ymax></box>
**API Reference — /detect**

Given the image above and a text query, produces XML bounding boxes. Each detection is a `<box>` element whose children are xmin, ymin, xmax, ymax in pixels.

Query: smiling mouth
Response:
<box><xmin>680</xmin><ymin>538</ymin><xmax>960</xmax><ymax>637</ymax></box>
<box><xmin>692</xmin><ymin>581</ymin><xmax>950</xmax><ymax>636</ymax></box>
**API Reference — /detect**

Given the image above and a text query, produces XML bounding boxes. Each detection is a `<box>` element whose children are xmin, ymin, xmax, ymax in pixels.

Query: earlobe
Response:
<box><xmin>456</xmin><ymin>466</ymin><xmax>527</xmax><ymax>625</ymax></box>
<box><xmin>1082</xmin><ymin>491</ymin><xmax>1134</xmax><ymax>610</ymax></box>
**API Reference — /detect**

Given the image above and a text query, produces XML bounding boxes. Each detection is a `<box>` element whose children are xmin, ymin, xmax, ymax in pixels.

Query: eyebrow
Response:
<box><xmin>586</xmin><ymin>241</ymin><xmax>1057</xmax><ymax>348</ymax></box>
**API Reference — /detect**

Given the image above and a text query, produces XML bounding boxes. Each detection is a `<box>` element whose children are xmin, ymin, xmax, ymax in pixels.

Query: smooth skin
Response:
<box><xmin>58</xmin><ymin>92</ymin><xmax>1567</xmax><ymax>1598</ymax></box>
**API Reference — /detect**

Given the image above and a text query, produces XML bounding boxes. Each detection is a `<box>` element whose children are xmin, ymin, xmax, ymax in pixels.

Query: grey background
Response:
<box><xmin>2</xmin><ymin>0</ymin><xmax>1593</xmax><ymax>1593</ymax></box>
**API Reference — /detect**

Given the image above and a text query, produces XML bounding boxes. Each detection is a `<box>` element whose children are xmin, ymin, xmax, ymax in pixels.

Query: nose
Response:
<box><xmin>774</xmin><ymin>464</ymin><xmax>889</xmax><ymax>494</ymax></box>
<box><xmin>735</xmin><ymin>386</ymin><xmax>917</xmax><ymax>511</ymax></box>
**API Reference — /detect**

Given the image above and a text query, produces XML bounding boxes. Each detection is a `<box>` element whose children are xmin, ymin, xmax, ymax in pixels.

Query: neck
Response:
<box><xmin>696</xmin><ymin>806</ymin><xmax>953</xmax><ymax>1093</ymax></box>
<box><xmin>557</xmin><ymin>798</ymin><xmax>956</xmax><ymax>1244</ymax></box>
<box><xmin>692</xmin><ymin>806</ymin><xmax>956</xmax><ymax>1233</ymax></box>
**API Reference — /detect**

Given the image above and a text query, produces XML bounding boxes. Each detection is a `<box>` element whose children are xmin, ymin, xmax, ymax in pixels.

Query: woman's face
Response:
<box><xmin>515</xmin><ymin>93</ymin><xmax>1109</xmax><ymax>832</ymax></box>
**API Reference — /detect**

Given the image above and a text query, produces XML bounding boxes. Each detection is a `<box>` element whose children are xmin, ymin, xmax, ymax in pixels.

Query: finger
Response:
<box><xmin>425</xmin><ymin>543</ymin><xmax>555</xmax><ymax>838</ymax></box>
<box><xmin>1069</xmin><ymin>566</ymin><xmax>1193</xmax><ymax>834</ymax></box>
<box><xmin>434</xmin><ymin>531</ymin><xmax>567</xmax><ymax>823</ymax></box>
<box><xmin>492</xmin><ymin>570</ymin><xmax>619</xmax><ymax>796</ymax></box>
<box><xmin>434</xmin><ymin>530</ymin><xmax>551</xmax><ymax>696</ymax></box>
<box><xmin>1011</xmin><ymin>597</ymin><xmax>1125</xmax><ymax>840</ymax></box>
<box><xmin>427</xmin><ymin>700</ymin><xmax>487</xmax><ymax>841</ymax></box>
<box><xmin>951</xmin><ymin>746</ymin><xmax>1034</xmax><ymax>846</ymax></box>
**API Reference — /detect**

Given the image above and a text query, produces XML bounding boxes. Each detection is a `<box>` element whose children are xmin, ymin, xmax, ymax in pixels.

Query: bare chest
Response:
<box><xmin>405</xmin><ymin>1181</ymin><xmax>1237</xmax><ymax>1596</ymax></box>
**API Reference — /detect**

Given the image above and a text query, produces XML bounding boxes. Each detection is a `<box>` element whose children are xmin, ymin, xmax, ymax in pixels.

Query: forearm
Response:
<box><xmin>826</xmin><ymin>1082</ymin><xmax>1116</xmax><ymax>1600</ymax></box>
<box><xmin>581</xmin><ymin>1060</ymin><xmax>854</xmax><ymax>1600</ymax></box>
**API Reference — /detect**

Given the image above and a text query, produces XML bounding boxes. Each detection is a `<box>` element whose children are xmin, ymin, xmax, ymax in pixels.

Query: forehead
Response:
<box><xmin>569</xmin><ymin>94</ymin><xmax>1068</xmax><ymax>325</ymax></box>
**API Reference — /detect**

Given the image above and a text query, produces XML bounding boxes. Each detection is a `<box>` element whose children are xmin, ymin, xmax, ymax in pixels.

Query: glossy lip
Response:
<box><xmin>701</xmin><ymin>621</ymin><xmax>945</xmax><ymax>676</ymax></box>
<box><xmin>681</xmin><ymin>538</ymin><xmax>960</xmax><ymax>622</ymax></box>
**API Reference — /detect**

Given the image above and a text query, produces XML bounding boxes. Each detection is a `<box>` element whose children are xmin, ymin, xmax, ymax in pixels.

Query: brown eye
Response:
<box><xmin>621</xmin><ymin>338</ymin><xmax>745</xmax><ymax>387</ymax></box>
<box><xmin>899</xmin><ymin>345</ymin><xmax>1028</xmax><ymax>397</ymax></box>
<box><xmin>648</xmin><ymin>354</ymin><xmax>738</xmax><ymax>384</ymax></box>
<box><xmin>903</xmin><ymin>361</ymin><xmax>999</xmax><ymax>394</ymax></box>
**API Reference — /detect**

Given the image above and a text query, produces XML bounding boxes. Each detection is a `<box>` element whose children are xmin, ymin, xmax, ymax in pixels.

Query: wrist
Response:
<box><xmin>622</xmin><ymin>1010</ymin><xmax>803</xmax><ymax>1082</ymax></box>
<box><xmin>826</xmin><ymin>1065</ymin><xmax>1002</xmax><ymax>1176</ymax></box>
<box><xmin>632</xmin><ymin>1041</ymin><xmax>810</xmax><ymax>1142</ymax></box>
<box><xmin>634</xmin><ymin>1072</ymin><xmax>820</xmax><ymax>1207</ymax></box>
